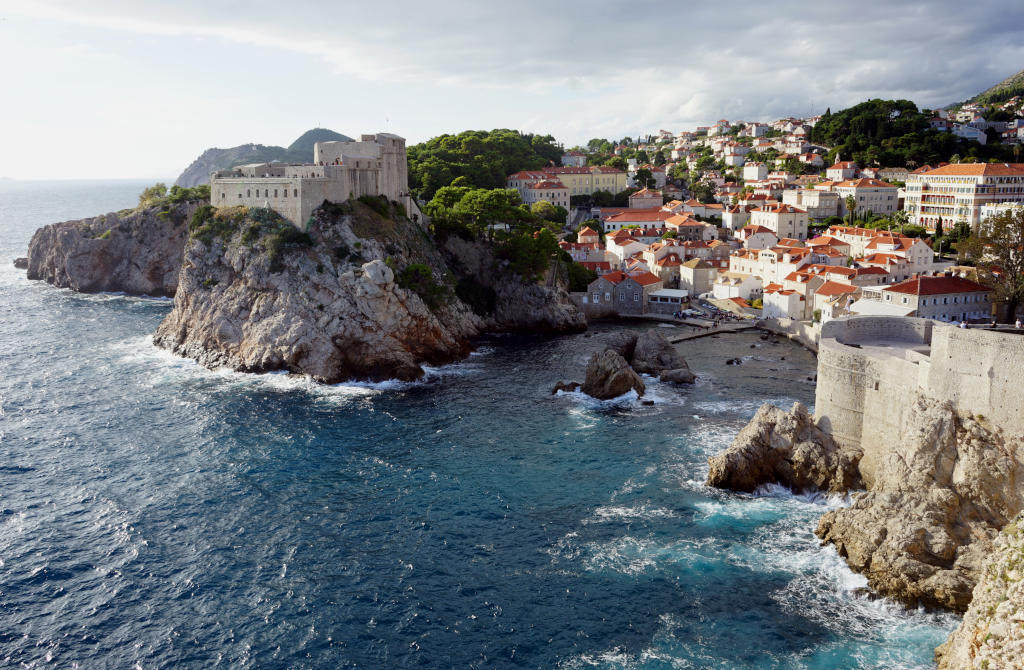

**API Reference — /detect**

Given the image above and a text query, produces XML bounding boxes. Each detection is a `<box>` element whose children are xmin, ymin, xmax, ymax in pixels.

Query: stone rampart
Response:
<box><xmin>815</xmin><ymin>316</ymin><xmax>1024</xmax><ymax>486</ymax></box>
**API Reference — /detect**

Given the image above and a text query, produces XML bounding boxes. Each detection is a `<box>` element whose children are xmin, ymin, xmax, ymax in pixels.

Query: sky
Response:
<box><xmin>1</xmin><ymin>1</ymin><xmax>1023</xmax><ymax>180</ymax></box>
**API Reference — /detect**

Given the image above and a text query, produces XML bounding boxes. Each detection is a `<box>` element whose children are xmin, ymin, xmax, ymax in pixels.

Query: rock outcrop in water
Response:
<box><xmin>580</xmin><ymin>349</ymin><xmax>645</xmax><ymax>399</ymax></box>
<box><xmin>706</xmin><ymin>402</ymin><xmax>861</xmax><ymax>494</ymax></box>
<box><xmin>631</xmin><ymin>330</ymin><xmax>696</xmax><ymax>384</ymax></box>
<box><xmin>936</xmin><ymin>513</ymin><xmax>1024</xmax><ymax>669</ymax></box>
<box><xmin>553</xmin><ymin>329</ymin><xmax>694</xmax><ymax>400</ymax></box>
<box><xmin>153</xmin><ymin>200</ymin><xmax>584</xmax><ymax>382</ymax></box>
<box><xmin>25</xmin><ymin>200</ymin><xmax>199</xmax><ymax>296</ymax></box>
<box><xmin>816</xmin><ymin>397</ymin><xmax>1023</xmax><ymax>612</ymax></box>
<box><xmin>708</xmin><ymin>395</ymin><xmax>1024</xmax><ymax>613</ymax></box>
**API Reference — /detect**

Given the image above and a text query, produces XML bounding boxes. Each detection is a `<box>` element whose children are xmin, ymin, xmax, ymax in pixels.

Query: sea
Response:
<box><xmin>0</xmin><ymin>180</ymin><xmax>958</xmax><ymax>669</ymax></box>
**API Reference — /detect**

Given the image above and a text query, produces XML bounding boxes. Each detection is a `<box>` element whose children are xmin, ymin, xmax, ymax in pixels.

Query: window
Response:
<box><xmin>592</xmin><ymin>293</ymin><xmax>599</xmax><ymax>303</ymax></box>
<box><xmin>274</xmin><ymin>189</ymin><xmax>278</xmax><ymax>198</ymax></box>
<box><xmin>221</xmin><ymin>192</ymin><xmax>225</xmax><ymax>199</ymax></box>
<box><xmin>247</xmin><ymin>189</ymin><xmax>251</xmax><ymax>197</ymax></box>
<box><xmin>283</xmin><ymin>189</ymin><xmax>288</xmax><ymax>198</ymax></box>
<box><xmin>634</xmin><ymin>293</ymin><xmax>639</xmax><ymax>301</ymax></box>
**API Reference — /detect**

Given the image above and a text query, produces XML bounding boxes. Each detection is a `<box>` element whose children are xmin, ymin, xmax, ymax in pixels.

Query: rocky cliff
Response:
<box><xmin>153</xmin><ymin>200</ymin><xmax>585</xmax><ymax>382</ymax></box>
<box><xmin>709</xmin><ymin>396</ymin><xmax>1023</xmax><ymax>613</ymax></box>
<box><xmin>936</xmin><ymin>513</ymin><xmax>1024</xmax><ymax>668</ymax></box>
<box><xmin>441</xmin><ymin>236</ymin><xmax>585</xmax><ymax>333</ymax></box>
<box><xmin>25</xmin><ymin>200</ymin><xmax>199</xmax><ymax>296</ymax></box>
<box><xmin>153</xmin><ymin>201</ymin><xmax>483</xmax><ymax>382</ymax></box>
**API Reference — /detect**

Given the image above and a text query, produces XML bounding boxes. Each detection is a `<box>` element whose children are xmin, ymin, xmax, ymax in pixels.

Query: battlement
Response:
<box><xmin>815</xmin><ymin>316</ymin><xmax>1024</xmax><ymax>485</ymax></box>
<box><xmin>209</xmin><ymin>132</ymin><xmax>415</xmax><ymax>228</ymax></box>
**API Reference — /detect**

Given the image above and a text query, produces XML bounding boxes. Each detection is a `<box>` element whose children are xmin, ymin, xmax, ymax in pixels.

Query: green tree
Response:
<box><xmin>960</xmin><ymin>207</ymin><xmax>1024</xmax><ymax>320</ymax></box>
<box><xmin>139</xmin><ymin>183</ymin><xmax>168</xmax><ymax>208</ymax></box>
<box><xmin>606</xmin><ymin>156</ymin><xmax>627</xmax><ymax>171</ymax></box>
<box><xmin>845</xmin><ymin>195</ymin><xmax>857</xmax><ymax>225</ymax></box>
<box><xmin>691</xmin><ymin>181</ymin><xmax>716</xmax><ymax>204</ymax></box>
<box><xmin>892</xmin><ymin>209</ymin><xmax>909</xmax><ymax>235</ymax></box>
<box><xmin>634</xmin><ymin>168</ymin><xmax>655</xmax><ymax>189</ymax></box>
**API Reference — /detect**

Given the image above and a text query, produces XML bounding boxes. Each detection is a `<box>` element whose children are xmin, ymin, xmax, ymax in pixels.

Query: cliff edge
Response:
<box><xmin>153</xmin><ymin>200</ymin><xmax>483</xmax><ymax>382</ymax></box>
<box><xmin>936</xmin><ymin>513</ymin><xmax>1024</xmax><ymax>668</ymax></box>
<box><xmin>25</xmin><ymin>199</ymin><xmax>200</xmax><ymax>297</ymax></box>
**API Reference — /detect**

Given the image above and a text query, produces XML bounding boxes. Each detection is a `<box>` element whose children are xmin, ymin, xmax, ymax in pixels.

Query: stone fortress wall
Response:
<box><xmin>210</xmin><ymin>133</ymin><xmax>418</xmax><ymax>228</ymax></box>
<box><xmin>815</xmin><ymin>316</ymin><xmax>1024</xmax><ymax>486</ymax></box>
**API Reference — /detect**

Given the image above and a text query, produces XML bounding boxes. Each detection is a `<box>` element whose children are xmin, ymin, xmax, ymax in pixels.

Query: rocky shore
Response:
<box><xmin>25</xmin><ymin>200</ymin><xmax>199</xmax><ymax>296</ymax></box>
<box><xmin>152</xmin><ymin>200</ymin><xmax>584</xmax><ymax>382</ymax></box>
<box><xmin>709</xmin><ymin>397</ymin><xmax>1023</xmax><ymax>612</ymax></box>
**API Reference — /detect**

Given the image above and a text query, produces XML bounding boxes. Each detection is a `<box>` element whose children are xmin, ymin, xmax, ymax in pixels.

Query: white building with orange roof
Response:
<box><xmin>522</xmin><ymin>180</ymin><xmax>569</xmax><ymax>209</ymax></box>
<box><xmin>722</xmin><ymin>205</ymin><xmax>752</xmax><ymax>235</ymax></box>
<box><xmin>750</xmin><ymin>203</ymin><xmax>809</xmax><ymax>241</ymax></box>
<box><xmin>781</xmin><ymin>189</ymin><xmax>841</xmax><ymax>221</ymax></box>
<box><xmin>806</xmin><ymin>235</ymin><xmax>851</xmax><ymax>256</ymax></box>
<box><xmin>763</xmin><ymin>284</ymin><xmax>806</xmax><ymax>319</ymax></box>
<box><xmin>826</xmin><ymin>161</ymin><xmax>858</xmax><ymax>181</ymax></box>
<box><xmin>861</xmin><ymin>234</ymin><xmax>934</xmax><ymax>274</ymax></box>
<box><xmin>605</xmin><ymin>229</ymin><xmax>649</xmax><ymax>264</ymax></box>
<box><xmin>854</xmin><ymin>275</ymin><xmax>992</xmax><ymax>322</ymax></box>
<box><xmin>833</xmin><ymin>177</ymin><xmax>899</xmax><ymax>217</ymax></box>
<box><xmin>903</xmin><ymin>162</ymin><xmax>1024</xmax><ymax>229</ymax></box>
<box><xmin>603</xmin><ymin>208</ymin><xmax>674</xmax><ymax>232</ymax></box>
<box><xmin>741</xmin><ymin>225</ymin><xmax>779</xmax><ymax>250</ymax></box>
<box><xmin>713</xmin><ymin>272</ymin><xmax>764</xmax><ymax>301</ymax></box>
<box><xmin>577</xmin><ymin>226</ymin><xmax>601</xmax><ymax>244</ymax></box>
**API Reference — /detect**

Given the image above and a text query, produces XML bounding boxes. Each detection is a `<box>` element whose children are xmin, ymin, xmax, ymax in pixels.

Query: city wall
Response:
<box><xmin>814</xmin><ymin>316</ymin><xmax>1024</xmax><ymax>486</ymax></box>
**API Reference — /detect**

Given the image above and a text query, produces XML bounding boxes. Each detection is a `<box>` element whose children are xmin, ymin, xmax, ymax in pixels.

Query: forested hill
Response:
<box><xmin>810</xmin><ymin>99</ymin><xmax>1017</xmax><ymax>167</ymax></box>
<box><xmin>406</xmin><ymin>129</ymin><xmax>563</xmax><ymax>200</ymax></box>
<box><xmin>970</xmin><ymin>68</ymin><xmax>1024</xmax><ymax>105</ymax></box>
<box><xmin>174</xmin><ymin>128</ymin><xmax>353</xmax><ymax>187</ymax></box>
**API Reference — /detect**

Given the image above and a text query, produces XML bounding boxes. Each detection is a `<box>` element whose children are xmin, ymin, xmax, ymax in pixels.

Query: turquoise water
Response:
<box><xmin>0</xmin><ymin>180</ymin><xmax>957</xmax><ymax>668</ymax></box>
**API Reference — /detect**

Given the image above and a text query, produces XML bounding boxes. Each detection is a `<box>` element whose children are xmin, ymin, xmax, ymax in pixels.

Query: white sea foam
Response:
<box><xmin>108</xmin><ymin>334</ymin><xmax>478</xmax><ymax>400</ymax></box>
<box><xmin>583</xmin><ymin>504</ymin><xmax>677</xmax><ymax>524</ymax></box>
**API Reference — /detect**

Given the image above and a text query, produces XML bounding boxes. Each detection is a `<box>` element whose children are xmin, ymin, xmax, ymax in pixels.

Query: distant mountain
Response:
<box><xmin>174</xmin><ymin>128</ymin><xmax>352</xmax><ymax>187</ymax></box>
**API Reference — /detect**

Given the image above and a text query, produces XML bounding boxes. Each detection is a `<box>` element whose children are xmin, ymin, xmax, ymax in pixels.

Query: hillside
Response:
<box><xmin>810</xmin><ymin>98</ymin><xmax>1015</xmax><ymax>166</ymax></box>
<box><xmin>971</xmin><ymin>67</ymin><xmax>1024</xmax><ymax>105</ymax></box>
<box><xmin>174</xmin><ymin>128</ymin><xmax>352</xmax><ymax>187</ymax></box>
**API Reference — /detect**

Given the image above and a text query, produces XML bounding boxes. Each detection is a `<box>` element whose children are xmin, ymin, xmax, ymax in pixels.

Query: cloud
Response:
<box><xmin>2</xmin><ymin>0</ymin><xmax>1023</xmax><ymax>160</ymax></box>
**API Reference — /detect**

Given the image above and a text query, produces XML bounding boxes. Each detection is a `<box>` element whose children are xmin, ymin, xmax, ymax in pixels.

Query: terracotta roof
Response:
<box><xmin>807</xmin><ymin>236</ymin><xmax>848</xmax><ymax>247</ymax></box>
<box><xmin>815</xmin><ymin>281</ymin><xmax>858</xmax><ymax>297</ymax></box>
<box><xmin>835</xmin><ymin>178</ymin><xmax>897</xmax><ymax>189</ymax></box>
<box><xmin>631</xmin><ymin>272</ymin><xmax>663</xmax><ymax>286</ymax></box>
<box><xmin>913</xmin><ymin>163</ymin><xmax>1024</xmax><ymax>177</ymax></box>
<box><xmin>600</xmin><ymin>271</ymin><xmax>626</xmax><ymax>284</ymax></box>
<box><xmin>527</xmin><ymin>180</ymin><xmax>567</xmax><ymax>190</ymax></box>
<box><xmin>852</xmin><ymin>266</ymin><xmax>889</xmax><ymax>276</ymax></box>
<box><xmin>885</xmin><ymin>276</ymin><xmax>991</xmax><ymax>296</ymax></box>
<box><xmin>580</xmin><ymin>261</ymin><xmax>611</xmax><ymax>272</ymax></box>
<box><xmin>755</xmin><ymin>204</ymin><xmax>807</xmax><ymax>214</ymax></box>
<box><xmin>606</xmin><ymin>210</ymin><xmax>674</xmax><ymax>223</ymax></box>
<box><xmin>861</xmin><ymin>253</ymin><xmax>907</xmax><ymax>264</ymax></box>
<box><xmin>829</xmin><ymin>161</ymin><xmax>857</xmax><ymax>169</ymax></box>
<box><xmin>578</xmin><ymin>226</ymin><xmax>599</xmax><ymax>237</ymax></box>
<box><xmin>728</xmin><ymin>297</ymin><xmax>750</xmax><ymax>308</ymax></box>
<box><xmin>630</xmin><ymin>188</ymin><xmax>663</xmax><ymax>197</ymax></box>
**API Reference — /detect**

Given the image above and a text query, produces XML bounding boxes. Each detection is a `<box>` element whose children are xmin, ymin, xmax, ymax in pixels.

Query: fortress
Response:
<box><xmin>814</xmin><ymin>316</ymin><xmax>1024</xmax><ymax>485</ymax></box>
<box><xmin>209</xmin><ymin>133</ymin><xmax>419</xmax><ymax>228</ymax></box>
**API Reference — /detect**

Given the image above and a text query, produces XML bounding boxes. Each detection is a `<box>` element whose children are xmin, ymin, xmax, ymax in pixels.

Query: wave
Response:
<box><xmin>109</xmin><ymin>335</ymin><xmax>479</xmax><ymax>401</ymax></box>
<box><xmin>582</xmin><ymin>504</ymin><xmax>678</xmax><ymax>525</ymax></box>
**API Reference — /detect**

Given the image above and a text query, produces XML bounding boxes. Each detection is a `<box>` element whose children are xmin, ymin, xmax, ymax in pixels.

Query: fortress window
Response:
<box><xmin>274</xmin><ymin>189</ymin><xmax>278</xmax><ymax>197</ymax></box>
<box><xmin>294</xmin><ymin>189</ymin><xmax>298</xmax><ymax>197</ymax></box>
<box><xmin>221</xmin><ymin>192</ymin><xmax>225</xmax><ymax>199</ymax></box>
<box><xmin>247</xmin><ymin>189</ymin><xmax>251</xmax><ymax>197</ymax></box>
<box><xmin>283</xmin><ymin>189</ymin><xmax>287</xmax><ymax>197</ymax></box>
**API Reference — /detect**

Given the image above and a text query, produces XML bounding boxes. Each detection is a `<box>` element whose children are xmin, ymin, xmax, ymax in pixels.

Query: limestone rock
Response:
<box><xmin>441</xmin><ymin>236</ymin><xmax>586</xmax><ymax>333</ymax></box>
<box><xmin>936</xmin><ymin>514</ymin><xmax>1024</xmax><ymax>669</ymax></box>
<box><xmin>706</xmin><ymin>402</ymin><xmax>862</xmax><ymax>494</ymax></box>
<box><xmin>631</xmin><ymin>330</ymin><xmax>696</xmax><ymax>384</ymax></box>
<box><xmin>13</xmin><ymin>257</ymin><xmax>28</xmax><ymax>269</ymax></box>
<box><xmin>603</xmin><ymin>331</ymin><xmax>639</xmax><ymax>360</ymax></box>
<box><xmin>551</xmin><ymin>381</ymin><xmax>581</xmax><ymax>395</ymax></box>
<box><xmin>154</xmin><ymin>204</ymin><xmax>483</xmax><ymax>383</ymax></box>
<box><xmin>581</xmin><ymin>349</ymin><xmax>645</xmax><ymax>400</ymax></box>
<box><xmin>815</xmin><ymin>396</ymin><xmax>1024</xmax><ymax>612</ymax></box>
<box><xmin>26</xmin><ymin>201</ymin><xmax>197</xmax><ymax>296</ymax></box>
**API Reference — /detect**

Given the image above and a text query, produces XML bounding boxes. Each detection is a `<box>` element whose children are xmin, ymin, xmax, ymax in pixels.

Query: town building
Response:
<box><xmin>856</xmin><ymin>276</ymin><xmax>992</xmax><ymax>322</ymax></box>
<box><xmin>750</xmin><ymin>204</ymin><xmax>809</xmax><ymax>241</ymax></box>
<box><xmin>781</xmin><ymin>189</ymin><xmax>840</xmax><ymax>221</ymax></box>
<box><xmin>833</xmin><ymin>178</ymin><xmax>899</xmax><ymax>217</ymax></box>
<box><xmin>826</xmin><ymin>161</ymin><xmax>858</xmax><ymax>181</ymax></box>
<box><xmin>562</xmin><ymin>151</ymin><xmax>587</xmax><ymax>167</ymax></box>
<box><xmin>903</xmin><ymin>163</ymin><xmax>1024</xmax><ymax>229</ymax></box>
<box><xmin>629</xmin><ymin>188</ymin><xmax>663</xmax><ymax>209</ymax></box>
